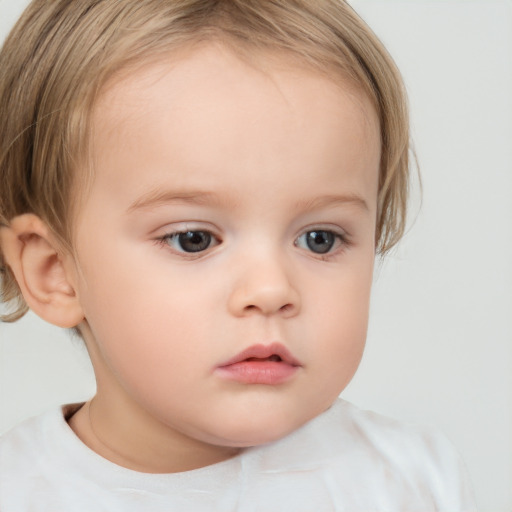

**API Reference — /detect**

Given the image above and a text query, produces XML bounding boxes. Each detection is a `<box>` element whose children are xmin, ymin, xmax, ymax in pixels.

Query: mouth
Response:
<box><xmin>215</xmin><ymin>343</ymin><xmax>302</xmax><ymax>385</ymax></box>
<box><xmin>246</xmin><ymin>354</ymin><xmax>283</xmax><ymax>362</ymax></box>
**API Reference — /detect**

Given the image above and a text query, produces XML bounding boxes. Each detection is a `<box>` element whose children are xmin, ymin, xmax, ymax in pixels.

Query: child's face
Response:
<box><xmin>70</xmin><ymin>43</ymin><xmax>380</xmax><ymax>457</ymax></box>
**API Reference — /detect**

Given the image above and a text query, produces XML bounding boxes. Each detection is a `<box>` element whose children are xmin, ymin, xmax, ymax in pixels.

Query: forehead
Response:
<box><xmin>93</xmin><ymin>42</ymin><xmax>379</xmax><ymax>144</ymax></box>
<box><xmin>88</xmin><ymin>42</ymin><xmax>380</xmax><ymax>202</ymax></box>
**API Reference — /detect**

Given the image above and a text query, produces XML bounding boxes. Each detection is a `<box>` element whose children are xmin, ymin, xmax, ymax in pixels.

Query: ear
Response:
<box><xmin>0</xmin><ymin>214</ymin><xmax>84</xmax><ymax>328</ymax></box>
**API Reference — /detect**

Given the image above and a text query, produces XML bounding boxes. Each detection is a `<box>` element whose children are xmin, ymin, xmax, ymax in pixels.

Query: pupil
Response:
<box><xmin>178</xmin><ymin>231</ymin><xmax>211</xmax><ymax>252</ymax></box>
<box><xmin>306</xmin><ymin>231</ymin><xmax>334</xmax><ymax>254</ymax></box>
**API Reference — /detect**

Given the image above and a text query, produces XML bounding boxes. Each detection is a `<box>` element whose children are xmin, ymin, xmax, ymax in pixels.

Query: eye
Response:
<box><xmin>295</xmin><ymin>230</ymin><xmax>341</xmax><ymax>254</ymax></box>
<box><xmin>163</xmin><ymin>230</ymin><xmax>216</xmax><ymax>253</ymax></box>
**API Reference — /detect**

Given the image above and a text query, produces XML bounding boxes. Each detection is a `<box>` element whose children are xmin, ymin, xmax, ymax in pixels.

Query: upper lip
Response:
<box><xmin>218</xmin><ymin>342</ymin><xmax>302</xmax><ymax>367</ymax></box>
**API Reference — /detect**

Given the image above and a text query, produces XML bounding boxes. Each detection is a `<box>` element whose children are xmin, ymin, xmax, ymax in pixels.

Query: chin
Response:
<box><xmin>203</xmin><ymin>408</ymin><xmax>314</xmax><ymax>448</ymax></box>
<box><xmin>218</xmin><ymin>428</ymin><xmax>297</xmax><ymax>448</ymax></box>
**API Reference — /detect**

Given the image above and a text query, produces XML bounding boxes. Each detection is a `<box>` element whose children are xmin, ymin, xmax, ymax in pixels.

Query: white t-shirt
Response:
<box><xmin>0</xmin><ymin>399</ymin><xmax>476</xmax><ymax>511</ymax></box>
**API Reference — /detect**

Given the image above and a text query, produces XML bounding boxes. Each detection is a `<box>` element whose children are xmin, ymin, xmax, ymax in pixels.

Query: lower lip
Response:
<box><xmin>215</xmin><ymin>361</ymin><xmax>299</xmax><ymax>385</ymax></box>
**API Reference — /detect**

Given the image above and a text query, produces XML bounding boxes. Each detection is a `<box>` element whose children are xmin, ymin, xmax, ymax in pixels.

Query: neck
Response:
<box><xmin>68</xmin><ymin>397</ymin><xmax>241</xmax><ymax>474</ymax></box>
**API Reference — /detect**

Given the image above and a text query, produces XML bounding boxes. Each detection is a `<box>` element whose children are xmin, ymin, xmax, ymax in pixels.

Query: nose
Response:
<box><xmin>227</xmin><ymin>253</ymin><xmax>301</xmax><ymax>318</ymax></box>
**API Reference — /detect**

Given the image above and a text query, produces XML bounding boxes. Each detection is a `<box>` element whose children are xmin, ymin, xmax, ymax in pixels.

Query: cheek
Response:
<box><xmin>85</xmin><ymin>280</ymin><xmax>210</xmax><ymax>357</ymax></box>
<box><xmin>302</xmin><ymin>257</ymin><xmax>373</xmax><ymax>388</ymax></box>
<box><xmin>83</xmin><ymin>289</ymin><xmax>212</xmax><ymax>415</ymax></box>
<box><xmin>311</xmin><ymin>293</ymin><xmax>369</xmax><ymax>367</ymax></box>
<box><xmin>76</xmin><ymin>246</ymin><xmax>215</xmax><ymax>378</ymax></box>
<box><xmin>312</xmin><ymin>251</ymin><xmax>373</xmax><ymax>331</ymax></box>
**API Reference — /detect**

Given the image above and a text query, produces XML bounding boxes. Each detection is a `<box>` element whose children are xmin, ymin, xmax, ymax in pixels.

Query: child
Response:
<box><xmin>0</xmin><ymin>0</ymin><xmax>476</xmax><ymax>510</ymax></box>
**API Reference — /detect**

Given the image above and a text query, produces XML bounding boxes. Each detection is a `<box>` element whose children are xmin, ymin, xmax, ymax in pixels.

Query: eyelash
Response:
<box><xmin>155</xmin><ymin>227</ymin><xmax>349</xmax><ymax>259</ymax></box>
<box><xmin>156</xmin><ymin>230</ymin><xmax>221</xmax><ymax>258</ymax></box>
<box><xmin>294</xmin><ymin>229</ymin><xmax>348</xmax><ymax>260</ymax></box>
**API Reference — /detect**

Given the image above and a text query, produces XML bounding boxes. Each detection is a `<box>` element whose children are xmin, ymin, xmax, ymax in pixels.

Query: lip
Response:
<box><xmin>215</xmin><ymin>343</ymin><xmax>302</xmax><ymax>385</ymax></box>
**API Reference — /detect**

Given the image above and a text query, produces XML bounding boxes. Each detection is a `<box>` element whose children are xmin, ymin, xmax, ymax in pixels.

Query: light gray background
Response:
<box><xmin>1</xmin><ymin>1</ymin><xmax>511</xmax><ymax>510</ymax></box>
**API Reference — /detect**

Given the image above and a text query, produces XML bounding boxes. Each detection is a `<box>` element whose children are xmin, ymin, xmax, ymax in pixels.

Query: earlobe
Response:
<box><xmin>0</xmin><ymin>214</ymin><xmax>84</xmax><ymax>328</ymax></box>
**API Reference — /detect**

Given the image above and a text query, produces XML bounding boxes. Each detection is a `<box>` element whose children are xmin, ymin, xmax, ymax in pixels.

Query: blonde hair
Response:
<box><xmin>0</xmin><ymin>0</ymin><xmax>410</xmax><ymax>322</ymax></box>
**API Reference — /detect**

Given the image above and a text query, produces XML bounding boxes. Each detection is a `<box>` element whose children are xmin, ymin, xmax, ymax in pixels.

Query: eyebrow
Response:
<box><xmin>127</xmin><ymin>189</ymin><xmax>369</xmax><ymax>214</ymax></box>
<box><xmin>293</xmin><ymin>194</ymin><xmax>370</xmax><ymax>213</ymax></box>
<box><xmin>127</xmin><ymin>189</ymin><xmax>224</xmax><ymax>213</ymax></box>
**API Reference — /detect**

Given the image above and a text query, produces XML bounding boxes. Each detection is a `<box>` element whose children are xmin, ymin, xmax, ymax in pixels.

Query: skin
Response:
<box><xmin>7</xmin><ymin>42</ymin><xmax>382</xmax><ymax>473</ymax></box>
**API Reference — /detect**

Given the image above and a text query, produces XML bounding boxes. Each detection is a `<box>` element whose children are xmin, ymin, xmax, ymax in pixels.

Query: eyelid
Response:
<box><xmin>153</xmin><ymin>222</ymin><xmax>350</xmax><ymax>259</ymax></box>
<box><xmin>296</xmin><ymin>223</ymin><xmax>348</xmax><ymax>240</ymax></box>
<box><xmin>294</xmin><ymin>229</ymin><xmax>345</xmax><ymax>245</ymax></box>
<box><xmin>153</xmin><ymin>221</ymin><xmax>221</xmax><ymax>240</ymax></box>
<box><xmin>155</xmin><ymin>224</ymin><xmax>222</xmax><ymax>257</ymax></box>
<box><xmin>294</xmin><ymin>225</ymin><xmax>350</xmax><ymax>257</ymax></box>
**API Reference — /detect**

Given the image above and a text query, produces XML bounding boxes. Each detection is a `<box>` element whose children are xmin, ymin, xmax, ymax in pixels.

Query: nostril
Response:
<box><xmin>244</xmin><ymin>303</ymin><xmax>293</xmax><ymax>314</ymax></box>
<box><xmin>229</xmin><ymin>285</ymin><xmax>300</xmax><ymax>317</ymax></box>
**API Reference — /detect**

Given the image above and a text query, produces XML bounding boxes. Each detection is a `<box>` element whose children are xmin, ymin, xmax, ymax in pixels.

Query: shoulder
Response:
<box><xmin>1</xmin><ymin>409</ymin><xmax>51</xmax><ymax>509</ymax></box>
<box><xmin>330</xmin><ymin>399</ymin><xmax>459</xmax><ymax>463</ymax></box>
<box><xmin>0</xmin><ymin>404</ymin><xmax>92</xmax><ymax>511</ymax></box>
<box><xmin>252</xmin><ymin>399</ymin><xmax>477</xmax><ymax>511</ymax></box>
<box><xmin>0</xmin><ymin>409</ymin><xmax>51</xmax><ymax>470</ymax></box>
<box><xmin>0</xmin><ymin>403</ymin><xmax>82</xmax><ymax>463</ymax></box>
<box><xmin>327</xmin><ymin>400</ymin><xmax>477</xmax><ymax>510</ymax></box>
